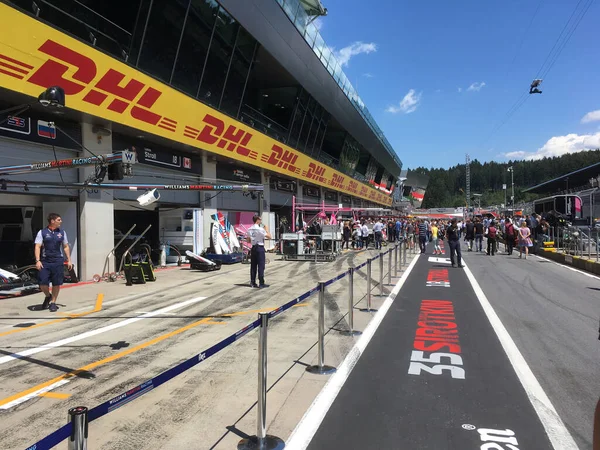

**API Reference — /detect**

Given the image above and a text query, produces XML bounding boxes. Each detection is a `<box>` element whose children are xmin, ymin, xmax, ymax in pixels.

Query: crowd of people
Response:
<box><xmin>297</xmin><ymin>214</ymin><xmax>550</xmax><ymax>268</ymax></box>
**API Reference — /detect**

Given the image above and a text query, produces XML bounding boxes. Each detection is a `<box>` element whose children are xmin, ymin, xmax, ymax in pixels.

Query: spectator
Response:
<box><xmin>487</xmin><ymin>221</ymin><xmax>498</xmax><ymax>256</ymax></box>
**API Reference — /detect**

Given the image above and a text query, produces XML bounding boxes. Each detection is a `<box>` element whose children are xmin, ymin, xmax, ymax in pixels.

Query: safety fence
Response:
<box><xmin>25</xmin><ymin>241</ymin><xmax>416</xmax><ymax>450</ymax></box>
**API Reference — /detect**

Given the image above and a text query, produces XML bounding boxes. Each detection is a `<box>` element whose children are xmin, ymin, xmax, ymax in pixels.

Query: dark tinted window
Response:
<box><xmin>137</xmin><ymin>0</ymin><xmax>187</xmax><ymax>83</ymax></box>
<box><xmin>197</xmin><ymin>6</ymin><xmax>238</xmax><ymax>108</ymax></box>
<box><xmin>171</xmin><ymin>0</ymin><xmax>219</xmax><ymax>96</ymax></box>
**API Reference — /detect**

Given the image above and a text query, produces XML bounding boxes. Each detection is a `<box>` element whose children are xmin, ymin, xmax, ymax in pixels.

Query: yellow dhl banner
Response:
<box><xmin>0</xmin><ymin>5</ymin><xmax>392</xmax><ymax>206</ymax></box>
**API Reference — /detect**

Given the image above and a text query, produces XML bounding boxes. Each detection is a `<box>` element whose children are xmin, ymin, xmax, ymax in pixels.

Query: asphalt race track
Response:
<box><xmin>302</xmin><ymin>244</ymin><xmax>599</xmax><ymax>450</ymax></box>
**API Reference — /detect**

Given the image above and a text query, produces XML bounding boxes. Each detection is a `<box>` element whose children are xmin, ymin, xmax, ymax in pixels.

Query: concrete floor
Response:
<box><xmin>0</xmin><ymin>245</ymin><xmax>408</xmax><ymax>449</ymax></box>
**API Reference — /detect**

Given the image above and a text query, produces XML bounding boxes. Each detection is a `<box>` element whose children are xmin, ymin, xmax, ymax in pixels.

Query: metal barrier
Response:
<box><xmin>25</xmin><ymin>242</ymin><xmax>410</xmax><ymax>450</ymax></box>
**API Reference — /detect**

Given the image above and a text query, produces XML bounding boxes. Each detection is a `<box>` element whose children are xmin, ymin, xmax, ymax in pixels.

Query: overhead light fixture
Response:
<box><xmin>262</xmin><ymin>94</ymin><xmax>269</xmax><ymax>97</ymax></box>
<box><xmin>137</xmin><ymin>188</ymin><xmax>160</xmax><ymax>206</ymax></box>
<box><xmin>38</xmin><ymin>86</ymin><xmax>65</xmax><ymax>108</ymax></box>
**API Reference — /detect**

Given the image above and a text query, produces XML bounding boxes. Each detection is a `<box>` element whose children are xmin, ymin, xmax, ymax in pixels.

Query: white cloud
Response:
<box><xmin>467</xmin><ymin>81</ymin><xmax>486</xmax><ymax>92</ymax></box>
<box><xmin>502</xmin><ymin>132</ymin><xmax>600</xmax><ymax>161</ymax></box>
<box><xmin>335</xmin><ymin>41</ymin><xmax>377</xmax><ymax>67</ymax></box>
<box><xmin>457</xmin><ymin>87</ymin><xmax>463</xmax><ymax>93</ymax></box>
<box><xmin>363</xmin><ymin>73</ymin><xmax>374</xmax><ymax>78</ymax></box>
<box><xmin>581</xmin><ymin>110</ymin><xmax>600</xmax><ymax>124</ymax></box>
<box><xmin>386</xmin><ymin>89</ymin><xmax>422</xmax><ymax>114</ymax></box>
<box><xmin>313</xmin><ymin>18</ymin><xmax>324</xmax><ymax>31</ymax></box>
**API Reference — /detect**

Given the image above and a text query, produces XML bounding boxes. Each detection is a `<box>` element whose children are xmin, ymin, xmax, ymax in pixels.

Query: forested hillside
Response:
<box><xmin>416</xmin><ymin>150</ymin><xmax>600</xmax><ymax>208</ymax></box>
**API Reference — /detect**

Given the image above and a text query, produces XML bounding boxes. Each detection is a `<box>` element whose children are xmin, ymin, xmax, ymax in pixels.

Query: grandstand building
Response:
<box><xmin>0</xmin><ymin>0</ymin><xmax>402</xmax><ymax>278</ymax></box>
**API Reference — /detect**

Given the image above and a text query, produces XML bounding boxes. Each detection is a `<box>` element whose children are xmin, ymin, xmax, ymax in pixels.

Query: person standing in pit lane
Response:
<box><xmin>517</xmin><ymin>220</ymin><xmax>532</xmax><ymax>259</ymax></box>
<box><xmin>446</xmin><ymin>218</ymin><xmax>464</xmax><ymax>268</ymax></box>
<box><xmin>417</xmin><ymin>220</ymin><xmax>428</xmax><ymax>253</ymax></box>
<box><xmin>246</xmin><ymin>214</ymin><xmax>271</xmax><ymax>288</ymax></box>
<box><xmin>34</xmin><ymin>213</ymin><xmax>73</xmax><ymax>312</ymax></box>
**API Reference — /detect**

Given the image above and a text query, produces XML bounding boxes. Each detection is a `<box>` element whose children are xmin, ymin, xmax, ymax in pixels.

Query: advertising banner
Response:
<box><xmin>0</xmin><ymin>5</ymin><xmax>392</xmax><ymax>206</ymax></box>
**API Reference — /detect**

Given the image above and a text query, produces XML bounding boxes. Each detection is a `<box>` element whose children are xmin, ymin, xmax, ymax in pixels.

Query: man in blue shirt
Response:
<box><xmin>34</xmin><ymin>213</ymin><xmax>73</xmax><ymax>311</ymax></box>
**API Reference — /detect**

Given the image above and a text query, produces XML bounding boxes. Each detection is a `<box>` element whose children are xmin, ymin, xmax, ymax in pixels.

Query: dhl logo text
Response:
<box><xmin>329</xmin><ymin>173</ymin><xmax>345</xmax><ymax>190</ymax></box>
<box><xmin>303</xmin><ymin>162</ymin><xmax>327</xmax><ymax>183</ymax></box>
<box><xmin>20</xmin><ymin>40</ymin><xmax>177</xmax><ymax>132</ymax></box>
<box><xmin>189</xmin><ymin>114</ymin><xmax>258</xmax><ymax>160</ymax></box>
<box><xmin>261</xmin><ymin>145</ymin><xmax>300</xmax><ymax>174</ymax></box>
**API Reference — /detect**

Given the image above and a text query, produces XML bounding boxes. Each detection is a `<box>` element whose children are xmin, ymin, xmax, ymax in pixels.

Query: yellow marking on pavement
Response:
<box><xmin>0</xmin><ymin>318</ymin><xmax>67</xmax><ymax>338</ymax></box>
<box><xmin>0</xmin><ymin>301</ymin><xmax>311</xmax><ymax>407</ymax></box>
<box><xmin>0</xmin><ymin>294</ymin><xmax>105</xmax><ymax>338</ymax></box>
<box><xmin>0</xmin><ymin>317</ymin><xmax>213</xmax><ymax>408</ymax></box>
<box><xmin>38</xmin><ymin>392</ymin><xmax>71</xmax><ymax>399</ymax></box>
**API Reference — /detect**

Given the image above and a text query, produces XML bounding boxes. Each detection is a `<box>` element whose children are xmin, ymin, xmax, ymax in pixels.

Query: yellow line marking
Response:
<box><xmin>38</xmin><ymin>392</ymin><xmax>71</xmax><ymax>399</ymax></box>
<box><xmin>0</xmin><ymin>318</ymin><xmax>66</xmax><ymax>338</ymax></box>
<box><xmin>0</xmin><ymin>294</ymin><xmax>105</xmax><ymax>338</ymax></box>
<box><xmin>0</xmin><ymin>301</ymin><xmax>312</xmax><ymax>407</ymax></box>
<box><xmin>94</xmin><ymin>293</ymin><xmax>103</xmax><ymax>312</ymax></box>
<box><xmin>0</xmin><ymin>317</ymin><xmax>213</xmax><ymax>408</ymax></box>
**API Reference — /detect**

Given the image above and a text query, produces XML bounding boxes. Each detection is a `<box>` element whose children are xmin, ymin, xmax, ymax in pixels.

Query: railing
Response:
<box><xmin>25</xmin><ymin>241</ymin><xmax>417</xmax><ymax>450</ymax></box>
<box><xmin>274</xmin><ymin>0</ymin><xmax>402</xmax><ymax>171</ymax></box>
<box><xmin>239</xmin><ymin>104</ymin><xmax>290</xmax><ymax>144</ymax></box>
<box><xmin>551</xmin><ymin>224</ymin><xmax>599</xmax><ymax>261</ymax></box>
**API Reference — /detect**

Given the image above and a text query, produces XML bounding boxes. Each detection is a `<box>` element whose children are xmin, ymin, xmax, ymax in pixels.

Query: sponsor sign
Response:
<box><xmin>324</xmin><ymin>190</ymin><xmax>338</xmax><ymax>202</ymax></box>
<box><xmin>216</xmin><ymin>163</ymin><xmax>261</xmax><ymax>184</ymax></box>
<box><xmin>408</xmin><ymin>300</ymin><xmax>464</xmax><ymax>380</ymax></box>
<box><xmin>271</xmin><ymin>177</ymin><xmax>295</xmax><ymax>193</ymax></box>
<box><xmin>0</xmin><ymin>5</ymin><xmax>391</xmax><ymax>205</ymax></box>
<box><xmin>303</xmin><ymin>185</ymin><xmax>320</xmax><ymax>198</ymax></box>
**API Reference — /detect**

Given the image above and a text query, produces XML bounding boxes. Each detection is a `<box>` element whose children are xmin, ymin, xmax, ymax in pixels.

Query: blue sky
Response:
<box><xmin>315</xmin><ymin>0</ymin><xmax>600</xmax><ymax>170</ymax></box>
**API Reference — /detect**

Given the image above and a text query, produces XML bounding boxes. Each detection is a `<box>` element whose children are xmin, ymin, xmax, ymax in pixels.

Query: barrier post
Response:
<box><xmin>597</xmin><ymin>235</ymin><xmax>599</xmax><ymax>262</ymax></box>
<box><xmin>394</xmin><ymin>243</ymin><xmax>399</xmax><ymax>277</ymax></box>
<box><xmin>344</xmin><ymin>268</ymin><xmax>361</xmax><ymax>336</ymax></box>
<box><xmin>403</xmin><ymin>242</ymin><xmax>407</xmax><ymax>265</ymax></box>
<box><xmin>379</xmin><ymin>251</ymin><xmax>384</xmax><ymax>296</ymax></box>
<box><xmin>68</xmin><ymin>406</ymin><xmax>88</xmax><ymax>450</ymax></box>
<box><xmin>588</xmin><ymin>229</ymin><xmax>591</xmax><ymax>259</ymax></box>
<box><xmin>359</xmin><ymin>259</ymin><xmax>374</xmax><ymax>312</ymax></box>
<box><xmin>388</xmin><ymin>249</ymin><xmax>392</xmax><ymax>285</ymax></box>
<box><xmin>306</xmin><ymin>282</ymin><xmax>336</xmax><ymax>375</ymax></box>
<box><xmin>239</xmin><ymin>313</ymin><xmax>284</xmax><ymax>450</ymax></box>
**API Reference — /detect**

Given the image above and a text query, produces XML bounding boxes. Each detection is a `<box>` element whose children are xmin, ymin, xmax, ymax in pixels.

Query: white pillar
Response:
<box><xmin>202</xmin><ymin>154</ymin><xmax>217</xmax><ymax>250</ymax></box>
<box><xmin>78</xmin><ymin>122</ymin><xmax>114</xmax><ymax>280</ymax></box>
<box><xmin>261</xmin><ymin>169</ymin><xmax>271</xmax><ymax>224</ymax></box>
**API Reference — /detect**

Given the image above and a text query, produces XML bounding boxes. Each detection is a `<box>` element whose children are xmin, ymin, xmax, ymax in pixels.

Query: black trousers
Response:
<box><xmin>449</xmin><ymin>240</ymin><xmax>462</xmax><ymax>266</ymax></box>
<box><xmin>487</xmin><ymin>238</ymin><xmax>496</xmax><ymax>256</ymax></box>
<box><xmin>419</xmin><ymin>236</ymin><xmax>427</xmax><ymax>253</ymax></box>
<box><xmin>506</xmin><ymin>235</ymin><xmax>514</xmax><ymax>254</ymax></box>
<box><xmin>250</xmin><ymin>245</ymin><xmax>265</xmax><ymax>285</ymax></box>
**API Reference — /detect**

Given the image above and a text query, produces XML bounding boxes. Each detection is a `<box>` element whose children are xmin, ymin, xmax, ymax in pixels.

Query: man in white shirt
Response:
<box><xmin>372</xmin><ymin>219</ymin><xmax>384</xmax><ymax>249</ymax></box>
<box><xmin>361</xmin><ymin>222</ymin><xmax>370</xmax><ymax>249</ymax></box>
<box><xmin>246</xmin><ymin>214</ymin><xmax>272</xmax><ymax>288</ymax></box>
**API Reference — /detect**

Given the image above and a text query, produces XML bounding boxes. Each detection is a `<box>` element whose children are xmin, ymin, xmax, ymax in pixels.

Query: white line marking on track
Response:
<box><xmin>285</xmin><ymin>254</ymin><xmax>420</xmax><ymax>450</ymax></box>
<box><xmin>532</xmin><ymin>254</ymin><xmax>600</xmax><ymax>281</ymax></box>
<box><xmin>0</xmin><ymin>379</ymin><xmax>70</xmax><ymax>410</ymax></box>
<box><xmin>0</xmin><ymin>297</ymin><xmax>207</xmax><ymax>366</ymax></box>
<box><xmin>428</xmin><ymin>257</ymin><xmax>451</xmax><ymax>264</ymax></box>
<box><xmin>462</xmin><ymin>263</ymin><xmax>579</xmax><ymax>450</ymax></box>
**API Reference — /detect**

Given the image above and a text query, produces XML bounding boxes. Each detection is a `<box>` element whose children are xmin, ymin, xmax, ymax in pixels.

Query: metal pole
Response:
<box><xmin>367</xmin><ymin>259</ymin><xmax>372</xmax><ymax>310</ymax></box>
<box><xmin>588</xmin><ymin>228</ymin><xmax>591</xmax><ymax>260</ymax></box>
<box><xmin>388</xmin><ymin>249</ymin><xmax>392</xmax><ymax>285</ymax></box>
<box><xmin>68</xmin><ymin>407</ymin><xmax>88</xmax><ymax>450</ymax></box>
<box><xmin>345</xmin><ymin>268</ymin><xmax>361</xmax><ymax>336</ymax></box>
<box><xmin>403</xmin><ymin>242</ymin><xmax>407</xmax><ymax>265</ymax></box>
<box><xmin>306</xmin><ymin>282</ymin><xmax>336</xmax><ymax>375</ymax></box>
<box><xmin>394</xmin><ymin>243</ymin><xmax>399</xmax><ymax>277</ymax></box>
<box><xmin>238</xmin><ymin>314</ymin><xmax>284</xmax><ymax>450</ymax></box>
<box><xmin>379</xmin><ymin>251</ymin><xmax>384</xmax><ymax>296</ymax></box>
<box><xmin>257</xmin><ymin>313</ymin><xmax>268</xmax><ymax>440</ymax></box>
<box><xmin>597</xmin><ymin>234</ymin><xmax>599</xmax><ymax>262</ymax></box>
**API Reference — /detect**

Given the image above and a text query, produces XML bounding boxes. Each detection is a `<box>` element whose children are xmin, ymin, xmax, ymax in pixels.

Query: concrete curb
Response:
<box><xmin>538</xmin><ymin>249</ymin><xmax>600</xmax><ymax>275</ymax></box>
